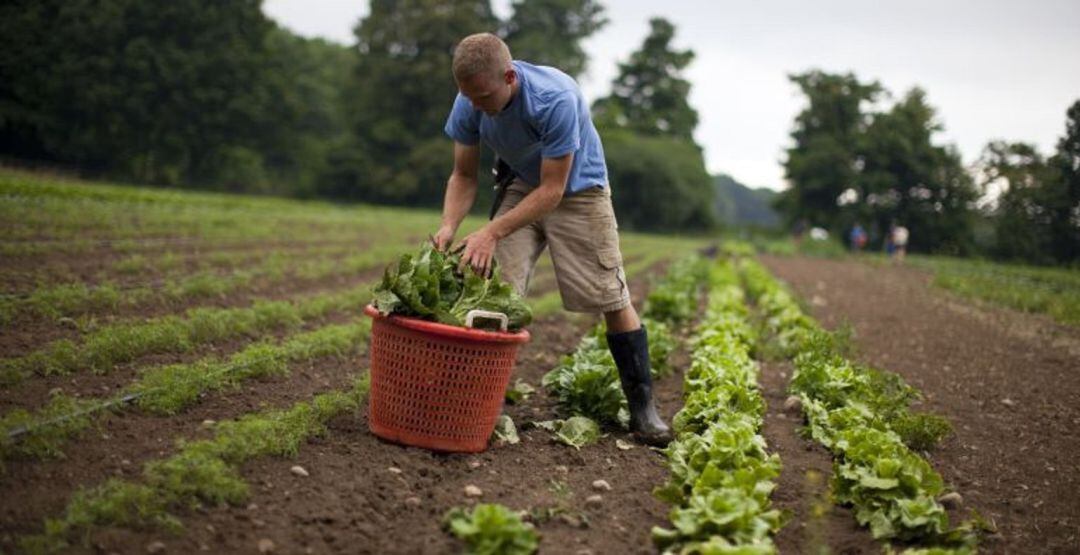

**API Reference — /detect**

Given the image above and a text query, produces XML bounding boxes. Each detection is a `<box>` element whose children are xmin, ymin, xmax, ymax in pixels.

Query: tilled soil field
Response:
<box><xmin>761</xmin><ymin>255</ymin><xmax>1080</xmax><ymax>554</ymax></box>
<box><xmin>5</xmin><ymin>172</ymin><xmax>1078</xmax><ymax>555</ymax></box>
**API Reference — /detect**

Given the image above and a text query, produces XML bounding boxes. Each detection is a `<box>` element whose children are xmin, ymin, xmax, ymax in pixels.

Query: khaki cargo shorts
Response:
<box><xmin>494</xmin><ymin>181</ymin><xmax>631</xmax><ymax>313</ymax></box>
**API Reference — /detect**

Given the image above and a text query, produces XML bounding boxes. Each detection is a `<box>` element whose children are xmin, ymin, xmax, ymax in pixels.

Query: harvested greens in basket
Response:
<box><xmin>371</xmin><ymin>243</ymin><xmax>532</xmax><ymax>331</ymax></box>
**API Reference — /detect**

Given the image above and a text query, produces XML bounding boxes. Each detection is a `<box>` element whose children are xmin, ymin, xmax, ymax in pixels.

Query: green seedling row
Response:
<box><xmin>906</xmin><ymin>255</ymin><xmax>1080</xmax><ymax>327</ymax></box>
<box><xmin>0</xmin><ymin>280</ymin><xmax>375</xmax><ymax>387</ymax></box>
<box><xmin>7</xmin><ymin>240</ymin><xmax>362</xmax><ymax>290</ymax></box>
<box><xmin>0</xmin><ymin>320</ymin><xmax>370</xmax><ymax>466</ymax></box>
<box><xmin>16</xmin><ymin>375</ymin><xmax>371</xmax><ymax>554</ymax></box>
<box><xmin>651</xmin><ymin>258</ymin><xmax>782</xmax><ymax>554</ymax></box>
<box><xmin>0</xmin><ymin>237</ymin><xmax>414</xmax><ymax>326</ymax></box>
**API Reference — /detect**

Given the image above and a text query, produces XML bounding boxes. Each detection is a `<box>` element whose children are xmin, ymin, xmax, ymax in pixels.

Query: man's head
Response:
<box><xmin>452</xmin><ymin>33</ymin><xmax>516</xmax><ymax>115</ymax></box>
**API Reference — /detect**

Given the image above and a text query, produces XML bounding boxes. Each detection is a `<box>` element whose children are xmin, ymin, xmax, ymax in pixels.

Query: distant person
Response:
<box><xmin>892</xmin><ymin>224</ymin><xmax>909</xmax><ymax>261</ymax></box>
<box><xmin>849</xmin><ymin>224</ymin><xmax>868</xmax><ymax>252</ymax></box>
<box><xmin>884</xmin><ymin>223</ymin><xmax>896</xmax><ymax>257</ymax></box>
<box><xmin>430</xmin><ymin>33</ymin><xmax>670</xmax><ymax>445</ymax></box>
<box><xmin>792</xmin><ymin>218</ymin><xmax>809</xmax><ymax>247</ymax></box>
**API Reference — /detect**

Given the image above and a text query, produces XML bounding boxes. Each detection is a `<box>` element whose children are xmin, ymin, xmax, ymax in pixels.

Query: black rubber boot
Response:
<box><xmin>607</xmin><ymin>325</ymin><xmax>673</xmax><ymax>447</ymax></box>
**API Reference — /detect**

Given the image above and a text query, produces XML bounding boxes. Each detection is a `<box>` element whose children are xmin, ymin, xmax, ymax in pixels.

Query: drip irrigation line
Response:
<box><xmin>4</xmin><ymin>314</ymin><xmax>370</xmax><ymax>444</ymax></box>
<box><xmin>3</xmin><ymin>345</ymin><xmax>334</xmax><ymax>442</ymax></box>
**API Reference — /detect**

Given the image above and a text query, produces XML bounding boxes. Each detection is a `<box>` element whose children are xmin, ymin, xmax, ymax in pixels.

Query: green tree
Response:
<box><xmin>340</xmin><ymin>0</ymin><xmax>498</xmax><ymax>205</ymax></box>
<box><xmin>501</xmin><ymin>0</ymin><xmax>607</xmax><ymax>79</ymax></box>
<box><xmin>981</xmin><ymin>100</ymin><xmax>1080</xmax><ymax>263</ymax></box>
<box><xmin>857</xmin><ymin>88</ymin><xmax>978</xmax><ymax>254</ymax></box>
<box><xmin>1046</xmin><ymin>100</ymin><xmax>1080</xmax><ymax>262</ymax></box>
<box><xmin>261</xmin><ymin>30</ymin><xmax>355</xmax><ymax>197</ymax></box>
<box><xmin>592</xmin><ymin>17</ymin><xmax>715</xmax><ymax>231</ymax></box>
<box><xmin>979</xmin><ymin>141</ymin><xmax>1055</xmax><ymax>261</ymax></box>
<box><xmin>591</xmin><ymin>18</ymin><xmax>698</xmax><ymax>141</ymax></box>
<box><xmin>0</xmin><ymin>0</ymin><xmax>285</xmax><ymax>189</ymax></box>
<box><xmin>777</xmin><ymin>70</ymin><xmax>882</xmax><ymax>231</ymax></box>
<box><xmin>603</xmin><ymin>129</ymin><xmax>716</xmax><ymax>230</ymax></box>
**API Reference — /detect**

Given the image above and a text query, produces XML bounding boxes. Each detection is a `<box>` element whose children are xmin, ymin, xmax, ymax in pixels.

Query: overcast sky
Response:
<box><xmin>263</xmin><ymin>0</ymin><xmax>1080</xmax><ymax>191</ymax></box>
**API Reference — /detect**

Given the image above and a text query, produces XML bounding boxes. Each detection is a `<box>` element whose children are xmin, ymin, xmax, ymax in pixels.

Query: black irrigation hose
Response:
<box><xmin>4</xmin><ymin>394</ymin><xmax>140</xmax><ymax>440</ymax></box>
<box><xmin>4</xmin><ymin>354</ymin><xmax>290</xmax><ymax>441</ymax></box>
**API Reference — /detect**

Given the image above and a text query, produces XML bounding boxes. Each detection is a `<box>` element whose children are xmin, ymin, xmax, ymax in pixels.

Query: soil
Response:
<box><xmin>1</xmin><ymin>264</ymin><xmax>689</xmax><ymax>555</ymax></box>
<box><xmin>759</xmin><ymin>358</ymin><xmax>881</xmax><ymax>555</ymax></box>
<box><xmin>3</xmin><ymin>253</ymin><xmax>1077</xmax><ymax>554</ymax></box>
<box><xmin>760</xmin><ymin>255</ymin><xmax>1080</xmax><ymax>554</ymax></box>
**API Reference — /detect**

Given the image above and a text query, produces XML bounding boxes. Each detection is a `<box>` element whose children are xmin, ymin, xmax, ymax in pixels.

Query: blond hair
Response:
<box><xmin>452</xmin><ymin>33</ymin><xmax>512</xmax><ymax>81</ymax></box>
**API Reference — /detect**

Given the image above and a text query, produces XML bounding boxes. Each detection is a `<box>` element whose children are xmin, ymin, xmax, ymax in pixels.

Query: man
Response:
<box><xmin>431</xmin><ymin>33</ymin><xmax>671</xmax><ymax>446</ymax></box>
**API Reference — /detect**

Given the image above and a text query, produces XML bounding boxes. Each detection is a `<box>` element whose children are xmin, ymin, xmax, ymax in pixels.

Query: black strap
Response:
<box><xmin>489</xmin><ymin>158</ymin><xmax>515</xmax><ymax>220</ymax></box>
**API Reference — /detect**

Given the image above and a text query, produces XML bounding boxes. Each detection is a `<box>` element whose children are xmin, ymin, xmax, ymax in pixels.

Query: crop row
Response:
<box><xmin>0</xmin><ymin>278</ymin><xmax>375</xmax><ymax>387</ymax></box>
<box><xmin>651</xmin><ymin>258</ymin><xmax>782</xmax><ymax>553</ymax></box>
<box><xmin>4</xmin><ymin>239</ymin><xmax>360</xmax><ymax>290</ymax></box>
<box><xmin>738</xmin><ymin>258</ymin><xmax>978</xmax><ymax>553</ymax></box>
<box><xmin>0</xmin><ymin>319</ymin><xmax>370</xmax><ymax>467</ymax></box>
<box><xmin>0</xmin><ymin>238</ymin><xmax>415</xmax><ymax>326</ymax></box>
<box><xmin>15</xmin><ymin>375</ymin><xmax>371</xmax><ymax>554</ymax></box>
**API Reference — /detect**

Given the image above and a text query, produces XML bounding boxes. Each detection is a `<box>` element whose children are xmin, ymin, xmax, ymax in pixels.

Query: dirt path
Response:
<box><xmin>761</xmin><ymin>255</ymin><xmax>1080</xmax><ymax>554</ymax></box>
<box><xmin>759</xmin><ymin>358</ymin><xmax>880</xmax><ymax>554</ymax></box>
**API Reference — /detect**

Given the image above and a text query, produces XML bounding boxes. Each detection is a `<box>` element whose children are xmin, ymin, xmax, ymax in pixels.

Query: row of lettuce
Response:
<box><xmin>739</xmin><ymin>257</ymin><xmax>980</xmax><ymax>553</ymax></box>
<box><xmin>448</xmin><ymin>251</ymin><xmax>981</xmax><ymax>554</ymax></box>
<box><xmin>650</xmin><ymin>259</ymin><xmax>782</xmax><ymax>553</ymax></box>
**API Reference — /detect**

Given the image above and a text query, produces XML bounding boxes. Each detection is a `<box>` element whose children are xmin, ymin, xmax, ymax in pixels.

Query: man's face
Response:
<box><xmin>458</xmin><ymin>69</ymin><xmax>515</xmax><ymax>116</ymax></box>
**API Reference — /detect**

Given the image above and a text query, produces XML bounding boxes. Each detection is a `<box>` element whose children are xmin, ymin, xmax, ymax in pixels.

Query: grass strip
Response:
<box><xmin>906</xmin><ymin>255</ymin><xmax>1080</xmax><ymax>327</ymax></box>
<box><xmin>0</xmin><ymin>239</ymin><xmax>413</xmax><ymax>326</ymax></box>
<box><xmin>17</xmin><ymin>375</ymin><xmax>370</xmax><ymax>554</ymax></box>
<box><xmin>0</xmin><ymin>320</ymin><xmax>371</xmax><ymax>467</ymax></box>
<box><xmin>0</xmin><ymin>279</ymin><xmax>374</xmax><ymax>387</ymax></box>
<box><xmin>651</xmin><ymin>258</ymin><xmax>783</xmax><ymax>554</ymax></box>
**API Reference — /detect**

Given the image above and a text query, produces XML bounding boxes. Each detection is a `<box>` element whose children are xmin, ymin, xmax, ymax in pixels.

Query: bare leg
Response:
<box><xmin>603</xmin><ymin>304</ymin><xmax>641</xmax><ymax>334</ymax></box>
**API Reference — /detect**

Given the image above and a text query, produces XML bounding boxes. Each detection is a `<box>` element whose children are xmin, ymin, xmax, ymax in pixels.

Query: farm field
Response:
<box><xmin>1</xmin><ymin>169</ymin><xmax>1078</xmax><ymax>554</ymax></box>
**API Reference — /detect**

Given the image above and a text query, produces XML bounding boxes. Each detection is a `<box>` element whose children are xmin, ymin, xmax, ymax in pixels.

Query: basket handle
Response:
<box><xmin>464</xmin><ymin>309</ymin><xmax>509</xmax><ymax>332</ymax></box>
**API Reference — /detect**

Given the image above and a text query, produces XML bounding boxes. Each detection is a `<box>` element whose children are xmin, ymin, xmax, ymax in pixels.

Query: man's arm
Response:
<box><xmin>489</xmin><ymin>153</ymin><xmax>571</xmax><ymax>239</ymax></box>
<box><xmin>432</xmin><ymin>142</ymin><xmax>481</xmax><ymax>250</ymax></box>
<box><xmin>459</xmin><ymin>152</ymin><xmax>573</xmax><ymax>276</ymax></box>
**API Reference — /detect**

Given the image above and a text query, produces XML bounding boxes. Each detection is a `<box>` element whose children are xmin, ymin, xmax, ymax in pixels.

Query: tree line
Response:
<box><xmin>777</xmin><ymin>70</ymin><xmax>1078</xmax><ymax>264</ymax></box>
<box><xmin>1</xmin><ymin>0</ymin><xmax>716</xmax><ymax>231</ymax></box>
<box><xmin>2</xmin><ymin>1</ymin><xmax>1075</xmax><ymax>262</ymax></box>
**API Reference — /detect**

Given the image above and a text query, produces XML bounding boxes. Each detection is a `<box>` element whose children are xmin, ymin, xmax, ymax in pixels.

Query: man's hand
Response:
<box><xmin>431</xmin><ymin>224</ymin><xmax>456</xmax><ymax>252</ymax></box>
<box><xmin>457</xmin><ymin>225</ymin><xmax>499</xmax><ymax>277</ymax></box>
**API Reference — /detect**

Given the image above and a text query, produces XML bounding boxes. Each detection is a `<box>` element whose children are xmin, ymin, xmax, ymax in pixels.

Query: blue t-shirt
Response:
<box><xmin>444</xmin><ymin>60</ymin><xmax>608</xmax><ymax>195</ymax></box>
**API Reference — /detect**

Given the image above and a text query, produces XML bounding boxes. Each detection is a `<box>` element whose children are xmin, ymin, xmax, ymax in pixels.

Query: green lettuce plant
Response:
<box><xmin>443</xmin><ymin>503</ymin><xmax>539</xmax><ymax>555</ymax></box>
<box><xmin>371</xmin><ymin>243</ymin><xmax>532</xmax><ymax>331</ymax></box>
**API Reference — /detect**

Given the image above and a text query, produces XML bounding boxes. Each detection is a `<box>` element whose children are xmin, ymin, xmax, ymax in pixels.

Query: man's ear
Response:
<box><xmin>504</xmin><ymin>68</ymin><xmax>516</xmax><ymax>86</ymax></box>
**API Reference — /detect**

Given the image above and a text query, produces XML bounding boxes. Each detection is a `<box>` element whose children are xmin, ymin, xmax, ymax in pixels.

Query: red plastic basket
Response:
<box><xmin>362</xmin><ymin>304</ymin><xmax>530</xmax><ymax>453</ymax></box>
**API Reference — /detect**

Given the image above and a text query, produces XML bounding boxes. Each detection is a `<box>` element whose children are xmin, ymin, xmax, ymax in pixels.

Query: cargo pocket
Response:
<box><xmin>596</xmin><ymin>247</ymin><xmax>627</xmax><ymax>299</ymax></box>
